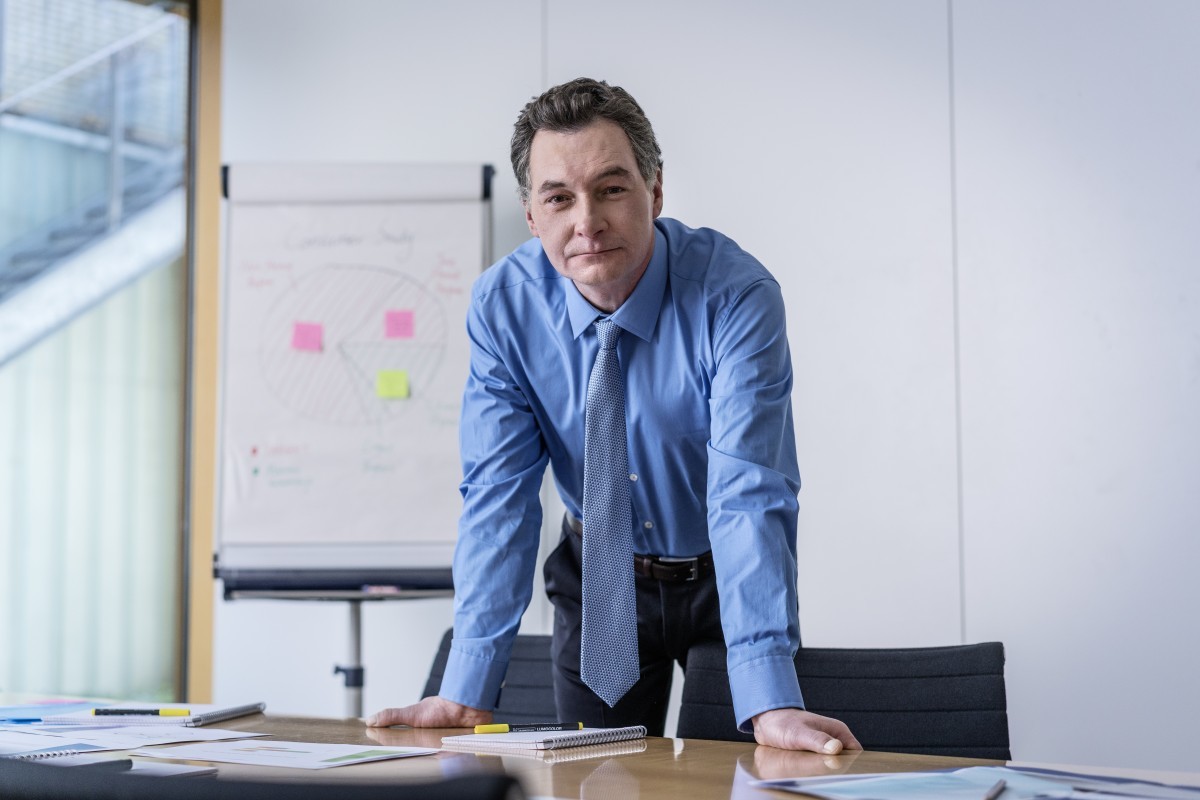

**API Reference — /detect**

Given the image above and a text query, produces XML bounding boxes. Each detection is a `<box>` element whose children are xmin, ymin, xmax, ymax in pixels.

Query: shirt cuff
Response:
<box><xmin>728</xmin><ymin>653</ymin><xmax>806</xmax><ymax>733</ymax></box>
<box><xmin>437</xmin><ymin>643</ymin><xmax>510</xmax><ymax>712</ymax></box>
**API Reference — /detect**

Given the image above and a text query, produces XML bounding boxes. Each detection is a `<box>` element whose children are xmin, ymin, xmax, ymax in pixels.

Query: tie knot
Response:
<box><xmin>594</xmin><ymin>318</ymin><xmax>622</xmax><ymax>351</ymax></box>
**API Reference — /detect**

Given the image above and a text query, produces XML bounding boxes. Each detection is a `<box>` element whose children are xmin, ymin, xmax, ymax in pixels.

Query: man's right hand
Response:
<box><xmin>365</xmin><ymin>696</ymin><xmax>492</xmax><ymax>728</ymax></box>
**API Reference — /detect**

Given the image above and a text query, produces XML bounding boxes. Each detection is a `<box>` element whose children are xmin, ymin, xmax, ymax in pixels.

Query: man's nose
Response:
<box><xmin>573</xmin><ymin>197</ymin><xmax>605</xmax><ymax>238</ymax></box>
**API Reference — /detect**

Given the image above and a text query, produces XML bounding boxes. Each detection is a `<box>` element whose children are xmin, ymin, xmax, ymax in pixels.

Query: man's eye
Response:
<box><xmin>603</xmin><ymin>186</ymin><xmax>626</xmax><ymax>196</ymax></box>
<box><xmin>546</xmin><ymin>195</ymin><xmax>569</xmax><ymax>205</ymax></box>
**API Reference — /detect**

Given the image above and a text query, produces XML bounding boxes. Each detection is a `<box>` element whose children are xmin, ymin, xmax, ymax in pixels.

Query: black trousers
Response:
<box><xmin>542</xmin><ymin>515</ymin><xmax>724</xmax><ymax>736</ymax></box>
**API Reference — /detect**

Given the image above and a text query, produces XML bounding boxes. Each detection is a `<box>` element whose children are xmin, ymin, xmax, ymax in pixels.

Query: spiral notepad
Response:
<box><xmin>441</xmin><ymin>725</ymin><xmax>646</xmax><ymax>751</ymax></box>
<box><xmin>446</xmin><ymin>737</ymin><xmax>649</xmax><ymax>763</ymax></box>
<box><xmin>4</xmin><ymin>752</ymin><xmax>133</xmax><ymax>770</ymax></box>
<box><xmin>0</xmin><ymin>732</ymin><xmax>109</xmax><ymax>762</ymax></box>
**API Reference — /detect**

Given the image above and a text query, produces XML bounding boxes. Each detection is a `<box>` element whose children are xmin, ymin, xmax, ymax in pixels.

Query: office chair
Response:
<box><xmin>423</xmin><ymin>628</ymin><xmax>558</xmax><ymax>724</ymax></box>
<box><xmin>0</xmin><ymin>758</ymin><xmax>525</xmax><ymax>800</ymax></box>
<box><xmin>677</xmin><ymin>640</ymin><xmax>1011</xmax><ymax>759</ymax></box>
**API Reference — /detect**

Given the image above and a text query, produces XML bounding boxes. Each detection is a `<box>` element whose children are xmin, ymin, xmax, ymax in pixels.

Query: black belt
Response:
<box><xmin>564</xmin><ymin>513</ymin><xmax>714</xmax><ymax>583</ymax></box>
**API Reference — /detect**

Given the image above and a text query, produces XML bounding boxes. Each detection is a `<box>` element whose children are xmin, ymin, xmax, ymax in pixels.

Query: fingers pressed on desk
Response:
<box><xmin>751</xmin><ymin>708</ymin><xmax>863</xmax><ymax>754</ymax></box>
<box><xmin>365</xmin><ymin>696</ymin><xmax>492</xmax><ymax>729</ymax></box>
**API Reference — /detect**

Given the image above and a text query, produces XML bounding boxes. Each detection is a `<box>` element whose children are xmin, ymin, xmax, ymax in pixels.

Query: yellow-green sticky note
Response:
<box><xmin>376</xmin><ymin>370</ymin><xmax>410</xmax><ymax>399</ymax></box>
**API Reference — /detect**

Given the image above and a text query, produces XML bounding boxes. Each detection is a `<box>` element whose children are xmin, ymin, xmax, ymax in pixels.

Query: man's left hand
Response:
<box><xmin>751</xmin><ymin>708</ymin><xmax>863</xmax><ymax>753</ymax></box>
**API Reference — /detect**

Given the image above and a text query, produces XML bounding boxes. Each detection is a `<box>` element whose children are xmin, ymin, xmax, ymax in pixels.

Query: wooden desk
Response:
<box><xmin>193</xmin><ymin>712</ymin><xmax>1004</xmax><ymax>798</ymax></box>
<box><xmin>10</xmin><ymin>699</ymin><xmax>1200</xmax><ymax>797</ymax></box>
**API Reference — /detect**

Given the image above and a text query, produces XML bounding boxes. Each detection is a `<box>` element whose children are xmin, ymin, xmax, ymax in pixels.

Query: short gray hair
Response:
<box><xmin>511</xmin><ymin>77</ymin><xmax>663</xmax><ymax>204</ymax></box>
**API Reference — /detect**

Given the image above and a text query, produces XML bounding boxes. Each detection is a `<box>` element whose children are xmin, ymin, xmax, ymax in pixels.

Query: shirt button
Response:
<box><xmin>629</xmin><ymin>473</ymin><xmax>638</xmax><ymax>481</ymax></box>
<box><xmin>643</xmin><ymin>521</ymin><xmax>654</xmax><ymax>529</ymax></box>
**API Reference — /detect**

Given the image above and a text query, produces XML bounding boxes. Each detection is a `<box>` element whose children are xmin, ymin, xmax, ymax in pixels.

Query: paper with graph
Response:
<box><xmin>134</xmin><ymin>739</ymin><xmax>437</xmax><ymax>769</ymax></box>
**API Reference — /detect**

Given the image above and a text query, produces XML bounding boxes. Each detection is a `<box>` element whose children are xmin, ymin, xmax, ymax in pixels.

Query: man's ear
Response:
<box><xmin>650</xmin><ymin>168</ymin><xmax>664</xmax><ymax>219</ymax></box>
<box><xmin>524</xmin><ymin>202</ymin><xmax>540</xmax><ymax>237</ymax></box>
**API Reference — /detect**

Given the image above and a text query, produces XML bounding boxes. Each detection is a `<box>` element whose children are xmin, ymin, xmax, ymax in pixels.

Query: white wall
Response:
<box><xmin>953</xmin><ymin>1</ymin><xmax>1200</xmax><ymax>772</ymax></box>
<box><xmin>216</xmin><ymin>0</ymin><xmax>1200</xmax><ymax>771</ymax></box>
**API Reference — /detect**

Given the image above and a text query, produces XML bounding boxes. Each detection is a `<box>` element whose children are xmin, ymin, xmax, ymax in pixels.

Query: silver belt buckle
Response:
<box><xmin>658</xmin><ymin>556</ymin><xmax>700</xmax><ymax>581</ymax></box>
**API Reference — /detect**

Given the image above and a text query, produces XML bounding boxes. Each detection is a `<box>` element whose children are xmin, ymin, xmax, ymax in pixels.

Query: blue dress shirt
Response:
<box><xmin>439</xmin><ymin>217</ymin><xmax>804</xmax><ymax>730</ymax></box>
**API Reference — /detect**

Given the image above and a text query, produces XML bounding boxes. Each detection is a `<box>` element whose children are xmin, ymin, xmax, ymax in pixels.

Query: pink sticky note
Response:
<box><xmin>385</xmin><ymin>310</ymin><xmax>415</xmax><ymax>339</ymax></box>
<box><xmin>291</xmin><ymin>322</ymin><xmax>324</xmax><ymax>352</ymax></box>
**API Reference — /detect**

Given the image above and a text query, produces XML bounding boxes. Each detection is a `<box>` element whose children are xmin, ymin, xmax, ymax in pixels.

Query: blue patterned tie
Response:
<box><xmin>580</xmin><ymin>318</ymin><xmax>640</xmax><ymax>707</ymax></box>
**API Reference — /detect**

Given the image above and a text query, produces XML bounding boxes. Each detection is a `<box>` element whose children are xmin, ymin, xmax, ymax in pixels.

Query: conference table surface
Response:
<box><xmin>16</xmin><ymin>709</ymin><xmax>1200</xmax><ymax>798</ymax></box>
<box><xmin>133</xmin><ymin>712</ymin><xmax>1002</xmax><ymax>797</ymax></box>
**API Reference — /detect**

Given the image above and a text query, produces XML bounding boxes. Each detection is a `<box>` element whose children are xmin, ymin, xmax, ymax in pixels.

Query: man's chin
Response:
<box><xmin>566</xmin><ymin>268</ymin><xmax>625</xmax><ymax>290</ymax></box>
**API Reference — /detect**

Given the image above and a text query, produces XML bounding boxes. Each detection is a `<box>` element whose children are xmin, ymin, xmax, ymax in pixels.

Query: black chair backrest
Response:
<box><xmin>0</xmin><ymin>758</ymin><xmax>523</xmax><ymax>800</ymax></box>
<box><xmin>678</xmin><ymin>640</ymin><xmax>1011</xmax><ymax>760</ymax></box>
<box><xmin>423</xmin><ymin>628</ymin><xmax>558</xmax><ymax>725</ymax></box>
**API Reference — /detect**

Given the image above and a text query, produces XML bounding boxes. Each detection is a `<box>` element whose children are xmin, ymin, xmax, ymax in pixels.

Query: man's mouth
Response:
<box><xmin>569</xmin><ymin>247</ymin><xmax>616</xmax><ymax>258</ymax></box>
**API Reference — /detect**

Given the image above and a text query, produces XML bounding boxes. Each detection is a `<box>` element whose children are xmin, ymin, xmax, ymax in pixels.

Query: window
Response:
<box><xmin>0</xmin><ymin>0</ymin><xmax>190</xmax><ymax>700</ymax></box>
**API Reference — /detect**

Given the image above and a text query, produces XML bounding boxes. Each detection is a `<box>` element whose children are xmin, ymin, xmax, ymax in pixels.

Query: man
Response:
<box><xmin>368</xmin><ymin>78</ymin><xmax>859</xmax><ymax>754</ymax></box>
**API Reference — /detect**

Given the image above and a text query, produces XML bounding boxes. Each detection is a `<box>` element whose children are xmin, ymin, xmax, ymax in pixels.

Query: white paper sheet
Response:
<box><xmin>133</xmin><ymin>740</ymin><xmax>437</xmax><ymax>770</ymax></box>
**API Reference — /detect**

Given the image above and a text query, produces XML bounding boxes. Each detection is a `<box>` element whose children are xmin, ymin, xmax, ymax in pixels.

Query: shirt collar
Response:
<box><xmin>566</xmin><ymin>226</ymin><xmax>667</xmax><ymax>342</ymax></box>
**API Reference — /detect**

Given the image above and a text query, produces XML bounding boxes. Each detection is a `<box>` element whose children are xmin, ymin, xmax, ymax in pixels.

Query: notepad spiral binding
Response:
<box><xmin>5</xmin><ymin>750</ymin><xmax>87</xmax><ymax>760</ymax></box>
<box><xmin>538</xmin><ymin>726</ymin><xmax>647</xmax><ymax>749</ymax></box>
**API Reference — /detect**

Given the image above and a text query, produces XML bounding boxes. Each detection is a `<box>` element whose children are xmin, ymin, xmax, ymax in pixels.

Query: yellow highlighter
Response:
<box><xmin>474</xmin><ymin>722</ymin><xmax>583</xmax><ymax>734</ymax></box>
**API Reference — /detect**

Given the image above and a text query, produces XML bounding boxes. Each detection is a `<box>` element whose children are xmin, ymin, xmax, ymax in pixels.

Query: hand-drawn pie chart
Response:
<box><xmin>259</xmin><ymin>264</ymin><xmax>448</xmax><ymax>425</ymax></box>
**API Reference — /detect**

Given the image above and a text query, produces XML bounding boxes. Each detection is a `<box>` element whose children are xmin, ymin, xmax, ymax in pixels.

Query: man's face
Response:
<box><xmin>524</xmin><ymin>119</ymin><xmax>663</xmax><ymax>312</ymax></box>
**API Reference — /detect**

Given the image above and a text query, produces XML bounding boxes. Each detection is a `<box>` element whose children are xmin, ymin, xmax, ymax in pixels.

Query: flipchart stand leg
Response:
<box><xmin>333</xmin><ymin>599</ymin><xmax>364</xmax><ymax>718</ymax></box>
<box><xmin>224</xmin><ymin>587</ymin><xmax>453</xmax><ymax>719</ymax></box>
